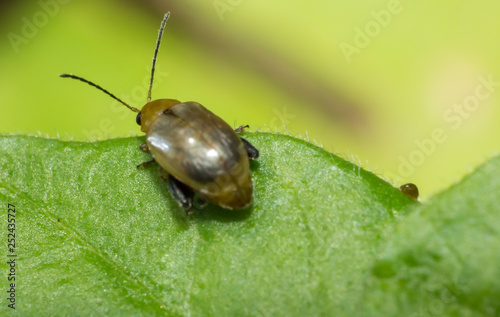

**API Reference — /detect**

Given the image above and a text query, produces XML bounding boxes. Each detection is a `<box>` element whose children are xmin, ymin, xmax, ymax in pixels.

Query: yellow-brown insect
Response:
<box><xmin>61</xmin><ymin>13</ymin><xmax>258</xmax><ymax>212</ymax></box>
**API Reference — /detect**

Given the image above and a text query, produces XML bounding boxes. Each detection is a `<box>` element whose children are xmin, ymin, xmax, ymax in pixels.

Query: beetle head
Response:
<box><xmin>138</xmin><ymin>99</ymin><xmax>181</xmax><ymax>133</ymax></box>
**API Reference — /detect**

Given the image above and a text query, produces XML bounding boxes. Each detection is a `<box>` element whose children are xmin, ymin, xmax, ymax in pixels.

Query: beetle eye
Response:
<box><xmin>136</xmin><ymin>113</ymin><xmax>142</xmax><ymax>125</ymax></box>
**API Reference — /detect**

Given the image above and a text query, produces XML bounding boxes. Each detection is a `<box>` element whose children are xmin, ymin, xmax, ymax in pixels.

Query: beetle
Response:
<box><xmin>60</xmin><ymin>12</ymin><xmax>259</xmax><ymax>213</ymax></box>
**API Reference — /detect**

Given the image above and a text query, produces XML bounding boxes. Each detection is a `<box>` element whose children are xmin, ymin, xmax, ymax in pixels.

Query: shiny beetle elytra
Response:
<box><xmin>60</xmin><ymin>12</ymin><xmax>259</xmax><ymax>212</ymax></box>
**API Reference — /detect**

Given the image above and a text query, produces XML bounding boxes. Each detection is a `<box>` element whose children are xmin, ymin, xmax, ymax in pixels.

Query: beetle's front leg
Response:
<box><xmin>137</xmin><ymin>143</ymin><xmax>155</xmax><ymax>168</ymax></box>
<box><xmin>139</xmin><ymin>143</ymin><xmax>150</xmax><ymax>153</ymax></box>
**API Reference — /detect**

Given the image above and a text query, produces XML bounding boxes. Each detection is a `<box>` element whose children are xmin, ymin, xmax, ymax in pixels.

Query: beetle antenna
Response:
<box><xmin>147</xmin><ymin>12</ymin><xmax>170</xmax><ymax>103</ymax></box>
<box><xmin>60</xmin><ymin>74</ymin><xmax>140</xmax><ymax>113</ymax></box>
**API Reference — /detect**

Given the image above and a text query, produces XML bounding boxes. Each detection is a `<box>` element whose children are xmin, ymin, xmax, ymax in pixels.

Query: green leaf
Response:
<box><xmin>0</xmin><ymin>133</ymin><xmax>414</xmax><ymax>315</ymax></box>
<box><xmin>1</xmin><ymin>134</ymin><xmax>498</xmax><ymax>316</ymax></box>
<box><xmin>361</xmin><ymin>155</ymin><xmax>500</xmax><ymax>316</ymax></box>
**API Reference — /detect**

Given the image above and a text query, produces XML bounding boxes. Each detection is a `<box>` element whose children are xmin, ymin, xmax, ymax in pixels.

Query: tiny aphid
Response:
<box><xmin>61</xmin><ymin>13</ymin><xmax>259</xmax><ymax>213</ymax></box>
<box><xmin>399</xmin><ymin>183</ymin><xmax>419</xmax><ymax>200</ymax></box>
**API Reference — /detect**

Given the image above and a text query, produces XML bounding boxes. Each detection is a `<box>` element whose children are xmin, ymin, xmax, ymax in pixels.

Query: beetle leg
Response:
<box><xmin>136</xmin><ymin>143</ymin><xmax>155</xmax><ymax>168</ymax></box>
<box><xmin>139</xmin><ymin>143</ymin><xmax>150</xmax><ymax>153</ymax></box>
<box><xmin>136</xmin><ymin>159</ymin><xmax>155</xmax><ymax>168</ymax></box>
<box><xmin>235</xmin><ymin>125</ymin><xmax>259</xmax><ymax>160</ymax></box>
<box><xmin>240</xmin><ymin>137</ymin><xmax>259</xmax><ymax>160</ymax></box>
<box><xmin>167</xmin><ymin>174</ymin><xmax>195</xmax><ymax>214</ymax></box>
<box><xmin>235</xmin><ymin>124</ymin><xmax>250</xmax><ymax>133</ymax></box>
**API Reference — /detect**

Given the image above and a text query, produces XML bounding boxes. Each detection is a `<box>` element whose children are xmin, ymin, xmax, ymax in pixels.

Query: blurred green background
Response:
<box><xmin>1</xmin><ymin>0</ymin><xmax>499</xmax><ymax>199</ymax></box>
